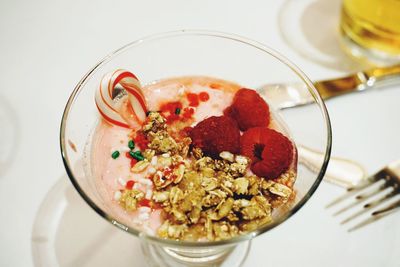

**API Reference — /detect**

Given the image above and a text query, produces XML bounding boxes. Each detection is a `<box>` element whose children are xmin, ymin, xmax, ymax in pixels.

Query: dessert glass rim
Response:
<box><xmin>60</xmin><ymin>29</ymin><xmax>332</xmax><ymax>247</ymax></box>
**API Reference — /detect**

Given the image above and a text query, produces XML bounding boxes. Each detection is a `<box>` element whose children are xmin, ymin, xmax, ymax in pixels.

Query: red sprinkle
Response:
<box><xmin>180</xmin><ymin>126</ymin><xmax>193</xmax><ymax>137</ymax></box>
<box><xmin>199</xmin><ymin>92</ymin><xmax>210</xmax><ymax>102</ymax></box>
<box><xmin>160</xmin><ymin>101</ymin><xmax>182</xmax><ymax>114</ymax></box>
<box><xmin>183</xmin><ymin>107</ymin><xmax>195</xmax><ymax>119</ymax></box>
<box><xmin>151</xmin><ymin>202</ymin><xmax>163</xmax><ymax>210</ymax></box>
<box><xmin>187</xmin><ymin>93</ymin><xmax>199</xmax><ymax>107</ymax></box>
<box><xmin>130</xmin><ymin>158</ymin><xmax>138</xmax><ymax>167</ymax></box>
<box><xmin>163</xmin><ymin>167</ymin><xmax>173</xmax><ymax>177</ymax></box>
<box><xmin>210</xmin><ymin>83</ymin><xmax>221</xmax><ymax>89</ymax></box>
<box><xmin>126</xmin><ymin>180</ymin><xmax>135</xmax><ymax>190</ymax></box>
<box><xmin>138</xmin><ymin>199</ymin><xmax>151</xmax><ymax>207</ymax></box>
<box><xmin>166</xmin><ymin>113</ymin><xmax>180</xmax><ymax>124</ymax></box>
<box><xmin>159</xmin><ymin>101</ymin><xmax>184</xmax><ymax>124</ymax></box>
<box><xmin>135</xmin><ymin>132</ymin><xmax>149</xmax><ymax>150</ymax></box>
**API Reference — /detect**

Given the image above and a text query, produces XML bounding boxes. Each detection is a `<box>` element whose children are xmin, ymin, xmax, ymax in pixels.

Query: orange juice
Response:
<box><xmin>340</xmin><ymin>0</ymin><xmax>400</xmax><ymax>56</ymax></box>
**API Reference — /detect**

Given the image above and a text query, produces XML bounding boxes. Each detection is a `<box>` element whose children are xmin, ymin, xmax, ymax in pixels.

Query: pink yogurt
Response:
<box><xmin>91</xmin><ymin>76</ymin><xmax>294</xmax><ymax>235</ymax></box>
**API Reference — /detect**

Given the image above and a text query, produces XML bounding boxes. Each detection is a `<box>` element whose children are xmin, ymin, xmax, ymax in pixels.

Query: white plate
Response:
<box><xmin>277</xmin><ymin>0</ymin><xmax>369</xmax><ymax>72</ymax></box>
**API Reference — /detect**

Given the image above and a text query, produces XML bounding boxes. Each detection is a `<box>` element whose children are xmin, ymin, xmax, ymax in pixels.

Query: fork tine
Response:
<box><xmin>348</xmin><ymin>199</ymin><xmax>400</xmax><ymax>232</ymax></box>
<box><xmin>340</xmin><ymin>189</ymin><xmax>397</xmax><ymax>224</ymax></box>
<box><xmin>326</xmin><ymin>175</ymin><xmax>380</xmax><ymax>208</ymax></box>
<box><xmin>333</xmin><ymin>182</ymin><xmax>388</xmax><ymax>216</ymax></box>
<box><xmin>372</xmin><ymin>198</ymin><xmax>400</xmax><ymax>216</ymax></box>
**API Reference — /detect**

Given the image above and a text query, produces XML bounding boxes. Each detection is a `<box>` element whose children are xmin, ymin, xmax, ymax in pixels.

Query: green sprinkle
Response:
<box><xmin>129</xmin><ymin>150</ymin><xmax>144</xmax><ymax>161</ymax></box>
<box><xmin>111</xmin><ymin>150</ymin><xmax>120</xmax><ymax>159</ymax></box>
<box><xmin>175</xmin><ymin>108</ymin><xmax>181</xmax><ymax>115</ymax></box>
<box><xmin>128</xmin><ymin>140</ymin><xmax>135</xmax><ymax>150</ymax></box>
<box><xmin>146</xmin><ymin>111</ymin><xmax>152</xmax><ymax>116</ymax></box>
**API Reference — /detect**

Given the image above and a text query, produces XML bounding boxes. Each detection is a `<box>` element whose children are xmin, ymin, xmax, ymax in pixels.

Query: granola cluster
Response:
<box><xmin>119</xmin><ymin>112</ymin><xmax>296</xmax><ymax>241</ymax></box>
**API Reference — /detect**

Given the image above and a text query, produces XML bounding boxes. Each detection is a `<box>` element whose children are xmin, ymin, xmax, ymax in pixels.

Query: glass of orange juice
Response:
<box><xmin>340</xmin><ymin>0</ymin><xmax>400</xmax><ymax>65</ymax></box>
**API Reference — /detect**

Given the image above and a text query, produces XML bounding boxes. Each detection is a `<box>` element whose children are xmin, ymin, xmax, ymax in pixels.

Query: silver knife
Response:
<box><xmin>259</xmin><ymin>64</ymin><xmax>400</xmax><ymax>109</ymax></box>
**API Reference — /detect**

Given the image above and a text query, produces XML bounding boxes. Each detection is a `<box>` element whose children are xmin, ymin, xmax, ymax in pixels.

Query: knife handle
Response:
<box><xmin>364</xmin><ymin>64</ymin><xmax>400</xmax><ymax>87</ymax></box>
<box><xmin>314</xmin><ymin>64</ymin><xmax>400</xmax><ymax>101</ymax></box>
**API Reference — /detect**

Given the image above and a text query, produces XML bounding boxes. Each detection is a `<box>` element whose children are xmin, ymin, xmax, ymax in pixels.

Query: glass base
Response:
<box><xmin>340</xmin><ymin>33</ymin><xmax>400</xmax><ymax>66</ymax></box>
<box><xmin>140</xmin><ymin>240</ymin><xmax>251</xmax><ymax>267</ymax></box>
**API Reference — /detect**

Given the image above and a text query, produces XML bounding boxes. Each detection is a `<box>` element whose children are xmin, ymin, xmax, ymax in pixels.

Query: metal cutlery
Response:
<box><xmin>259</xmin><ymin>63</ymin><xmax>400</xmax><ymax>228</ymax></box>
<box><xmin>326</xmin><ymin>159</ymin><xmax>400</xmax><ymax>231</ymax></box>
<box><xmin>260</xmin><ymin>64</ymin><xmax>400</xmax><ymax>109</ymax></box>
<box><xmin>298</xmin><ymin>145</ymin><xmax>365</xmax><ymax>188</ymax></box>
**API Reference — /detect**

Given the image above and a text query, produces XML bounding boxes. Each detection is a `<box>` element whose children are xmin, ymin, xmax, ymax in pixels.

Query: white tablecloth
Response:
<box><xmin>1</xmin><ymin>0</ymin><xmax>399</xmax><ymax>266</ymax></box>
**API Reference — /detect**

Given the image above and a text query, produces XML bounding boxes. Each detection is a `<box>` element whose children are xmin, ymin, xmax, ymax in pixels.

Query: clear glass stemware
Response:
<box><xmin>60</xmin><ymin>30</ymin><xmax>332</xmax><ymax>267</ymax></box>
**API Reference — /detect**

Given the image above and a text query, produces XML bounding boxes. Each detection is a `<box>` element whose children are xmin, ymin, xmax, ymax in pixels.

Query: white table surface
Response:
<box><xmin>1</xmin><ymin>0</ymin><xmax>399</xmax><ymax>266</ymax></box>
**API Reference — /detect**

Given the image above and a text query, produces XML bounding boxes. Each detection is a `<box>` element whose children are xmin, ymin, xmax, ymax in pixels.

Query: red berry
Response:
<box><xmin>224</xmin><ymin>88</ymin><xmax>270</xmax><ymax>131</ymax></box>
<box><xmin>189</xmin><ymin>115</ymin><xmax>240</xmax><ymax>158</ymax></box>
<box><xmin>241</xmin><ymin>127</ymin><xmax>294</xmax><ymax>179</ymax></box>
<box><xmin>126</xmin><ymin>180</ymin><xmax>135</xmax><ymax>189</ymax></box>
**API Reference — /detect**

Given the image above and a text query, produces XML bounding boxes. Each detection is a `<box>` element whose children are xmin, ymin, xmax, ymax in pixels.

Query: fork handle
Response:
<box><xmin>388</xmin><ymin>159</ymin><xmax>400</xmax><ymax>176</ymax></box>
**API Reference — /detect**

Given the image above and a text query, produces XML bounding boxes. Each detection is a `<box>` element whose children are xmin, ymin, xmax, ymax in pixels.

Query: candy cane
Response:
<box><xmin>95</xmin><ymin>69</ymin><xmax>148</xmax><ymax>128</ymax></box>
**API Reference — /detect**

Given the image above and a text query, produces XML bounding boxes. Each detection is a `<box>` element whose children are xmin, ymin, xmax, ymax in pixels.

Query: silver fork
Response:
<box><xmin>326</xmin><ymin>159</ymin><xmax>400</xmax><ymax>231</ymax></box>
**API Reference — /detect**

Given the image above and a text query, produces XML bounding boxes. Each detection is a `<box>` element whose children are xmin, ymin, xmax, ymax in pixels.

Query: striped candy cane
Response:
<box><xmin>95</xmin><ymin>69</ymin><xmax>147</xmax><ymax>128</ymax></box>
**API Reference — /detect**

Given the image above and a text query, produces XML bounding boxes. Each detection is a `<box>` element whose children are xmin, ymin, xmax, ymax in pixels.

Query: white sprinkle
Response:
<box><xmin>148</xmin><ymin>167</ymin><xmax>156</xmax><ymax>174</ymax></box>
<box><xmin>145</xmin><ymin>190</ymin><xmax>153</xmax><ymax>200</ymax></box>
<box><xmin>113</xmin><ymin>191</ymin><xmax>122</xmax><ymax>201</ymax></box>
<box><xmin>117</xmin><ymin>177</ymin><xmax>126</xmax><ymax>187</ymax></box>
<box><xmin>142</xmin><ymin>179</ymin><xmax>153</xmax><ymax>186</ymax></box>
<box><xmin>139</xmin><ymin>206</ymin><xmax>151</xmax><ymax>213</ymax></box>
<box><xmin>138</xmin><ymin>178</ymin><xmax>147</xmax><ymax>185</ymax></box>
<box><xmin>151</xmin><ymin>156</ymin><xmax>158</xmax><ymax>166</ymax></box>
<box><xmin>162</xmin><ymin>153</ymin><xmax>170</xmax><ymax>158</ymax></box>
<box><xmin>138</xmin><ymin>213</ymin><xmax>150</xmax><ymax>221</ymax></box>
<box><xmin>133</xmin><ymin>183</ymin><xmax>140</xmax><ymax>190</ymax></box>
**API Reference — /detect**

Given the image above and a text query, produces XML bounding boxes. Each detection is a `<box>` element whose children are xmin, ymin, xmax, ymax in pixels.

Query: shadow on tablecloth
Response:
<box><xmin>31</xmin><ymin>176</ymin><xmax>148</xmax><ymax>267</ymax></box>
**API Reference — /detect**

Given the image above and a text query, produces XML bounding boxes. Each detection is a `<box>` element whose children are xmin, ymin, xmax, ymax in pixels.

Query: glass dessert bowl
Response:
<box><xmin>60</xmin><ymin>30</ymin><xmax>332</xmax><ymax>267</ymax></box>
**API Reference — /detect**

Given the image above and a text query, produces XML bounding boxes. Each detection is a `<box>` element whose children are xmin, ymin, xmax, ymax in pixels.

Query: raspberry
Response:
<box><xmin>241</xmin><ymin>127</ymin><xmax>293</xmax><ymax>179</ymax></box>
<box><xmin>189</xmin><ymin>116</ymin><xmax>240</xmax><ymax>158</ymax></box>
<box><xmin>224</xmin><ymin>88</ymin><xmax>270</xmax><ymax>131</ymax></box>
